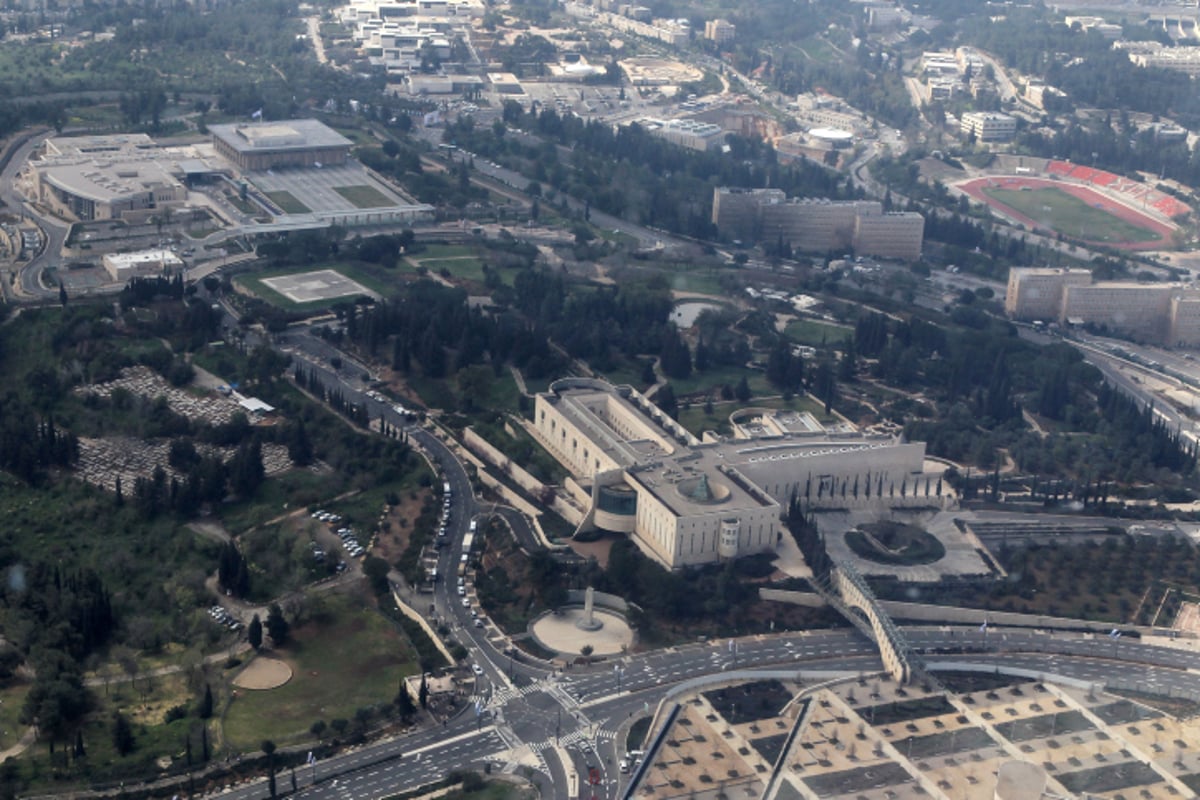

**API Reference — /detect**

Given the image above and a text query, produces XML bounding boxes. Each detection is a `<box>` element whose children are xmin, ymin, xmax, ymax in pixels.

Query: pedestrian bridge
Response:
<box><xmin>827</xmin><ymin>563</ymin><xmax>918</xmax><ymax>685</ymax></box>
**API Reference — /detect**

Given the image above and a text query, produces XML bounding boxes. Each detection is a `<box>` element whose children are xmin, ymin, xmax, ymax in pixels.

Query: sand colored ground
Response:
<box><xmin>232</xmin><ymin>657</ymin><xmax>293</xmax><ymax>690</ymax></box>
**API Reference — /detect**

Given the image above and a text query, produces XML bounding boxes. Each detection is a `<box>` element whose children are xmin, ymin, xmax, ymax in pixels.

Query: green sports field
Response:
<box><xmin>983</xmin><ymin>186</ymin><xmax>1162</xmax><ymax>244</ymax></box>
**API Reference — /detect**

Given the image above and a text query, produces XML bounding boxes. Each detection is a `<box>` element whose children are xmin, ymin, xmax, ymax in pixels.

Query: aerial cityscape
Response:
<box><xmin>8</xmin><ymin>0</ymin><xmax>1200</xmax><ymax>798</ymax></box>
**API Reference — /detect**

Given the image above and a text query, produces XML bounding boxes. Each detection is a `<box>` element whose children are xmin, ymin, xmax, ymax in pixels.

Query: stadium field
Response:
<box><xmin>983</xmin><ymin>186</ymin><xmax>1162</xmax><ymax>244</ymax></box>
<box><xmin>957</xmin><ymin>175</ymin><xmax>1174</xmax><ymax>250</ymax></box>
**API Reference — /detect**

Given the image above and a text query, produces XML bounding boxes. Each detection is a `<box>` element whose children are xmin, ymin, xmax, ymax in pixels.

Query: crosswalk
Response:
<box><xmin>527</xmin><ymin>727</ymin><xmax>616</xmax><ymax>753</ymax></box>
<box><xmin>487</xmin><ymin>680</ymin><xmax>548</xmax><ymax>707</ymax></box>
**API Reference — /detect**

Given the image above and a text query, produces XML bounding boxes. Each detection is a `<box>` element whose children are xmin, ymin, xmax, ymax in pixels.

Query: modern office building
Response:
<box><xmin>712</xmin><ymin>188</ymin><xmax>925</xmax><ymax>260</ymax></box>
<box><xmin>208</xmin><ymin>120</ymin><xmax>353</xmax><ymax>172</ymax></box>
<box><xmin>533</xmin><ymin>379</ymin><xmax>935</xmax><ymax>570</ymax></box>
<box><xmin>960</xmin><ymin>111</ymin><xmax>1017</xmax><ymax>142</ymax></box>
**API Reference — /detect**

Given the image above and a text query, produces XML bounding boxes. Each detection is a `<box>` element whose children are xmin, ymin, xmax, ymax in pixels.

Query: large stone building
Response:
<box><xmin>21</xmin><ymin>133</ymin><xmax>210</xmax><ymax>223</ymax></box>
<box><xmin>712</xmin><ymin>188</ymin><xmax>924</xmax><ymax>260</ymax></box>
<box><xmin>208</xmin><ymin>120</ymin><xmax>353</xmax><ymax>172</ymax></box>
<box><xmin>1005</xmin><ymin>267</ymin><xmax>1200</xmax><ymax>346</ymax></box>
<box><xmin>532</xmin><ymin>379</ymin><xmax>937</xmax><ymax>570</ymax></box>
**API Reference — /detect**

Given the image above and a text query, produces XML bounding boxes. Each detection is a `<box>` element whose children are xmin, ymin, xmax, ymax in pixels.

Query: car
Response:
<box><xmin>462</xmin><ymin>597</ymin><xmax>471</xmax><ymax>608</ymax></box>
<box><xmin>472</xmin><ymin>664</ymin><xmax>484</xmax><ymax>676</ymax></box>
<box><xmin>474</xmin><ymin>618</ymin><xmax>484</xmax><ymax>628</ymax></box>
<box><xmin>619</xmin><ymin>760</ymin><xmax>629</xmax><ymax>774</ymax></box>
<box><xmin>457</xmin><ymin>585</ymin><xmax>466</xmax><ymax>596</ymax></box>
<box><xmin>470</xmin><ymin>608</ymin><xmax>477</xmax><ymax>618</ymax></box>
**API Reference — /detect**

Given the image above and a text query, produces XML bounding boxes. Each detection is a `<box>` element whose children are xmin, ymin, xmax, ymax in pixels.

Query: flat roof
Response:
<box><xmin>208</xmin><ymin>119</ymin><xmax>353</xmax><ymax>154</ymax></box>
<box><xmin>41</xmin><ymin>159</ymin><xmax>182</xmax><ymax>204</ymax></box>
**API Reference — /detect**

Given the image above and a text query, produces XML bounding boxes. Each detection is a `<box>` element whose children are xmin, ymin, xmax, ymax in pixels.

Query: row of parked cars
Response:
<box><xmin>208</xmin><ymin>605</ymin><xmax>242</xmax><ymax>631</ymax></box>
<box><xmin>313</xmin><ymin>509</ymin><xmax>366</xmax><ymax>558</ymax></box>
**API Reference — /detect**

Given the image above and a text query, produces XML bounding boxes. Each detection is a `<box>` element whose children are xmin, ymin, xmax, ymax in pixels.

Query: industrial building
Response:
<box><xmin>208</xmin><ymin>120</ymin><xmax>353</xmax><ymax>172</ymax></box>
<box><xmin>532</xmin><ymin>378</ymin><xmax>935</xmax><ymax>570</ymax></box>
<box><xmin>1005</xmin><ymin>267</ymin><xmax>1200</xmax><ymax>346</ymax></box>
<box><xmin>712</xmin><ymin>188</ymin><xmax>925</xmax><ymax>260</ymax></box>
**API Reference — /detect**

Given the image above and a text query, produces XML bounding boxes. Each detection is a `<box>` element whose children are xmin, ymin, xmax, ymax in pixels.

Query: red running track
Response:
<box><xmin>957</xmin><ymin>175</ymin><xmax>1176</xmax><ymax>251</ymax></box>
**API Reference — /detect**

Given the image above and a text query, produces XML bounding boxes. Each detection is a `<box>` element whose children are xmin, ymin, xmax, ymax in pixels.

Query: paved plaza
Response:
<box><xmin>247</xmin><ymin>162</ymin><xmax>409</xmax><ymax>215</ymax></box>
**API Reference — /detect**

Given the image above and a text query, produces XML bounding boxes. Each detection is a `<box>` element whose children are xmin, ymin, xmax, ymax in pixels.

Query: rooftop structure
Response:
<box><xmin>703</xmin><ymin>18</ymin><xmax>735</xmax><ymax>43</ymax></box>
<box><xmin>532</xmin><ymin>379</ymin><xmax>935</xmax><ymax>569</ymax></box>
<box><xmin>634</xmin><ymin>117</ymin><xmax>726</xmax><ymax>151</ymax></box>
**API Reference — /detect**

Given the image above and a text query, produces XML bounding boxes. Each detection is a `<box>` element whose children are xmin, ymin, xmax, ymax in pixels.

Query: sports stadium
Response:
<box><xmin>955</xmin><ymin>156</ymin><xmax>1191</xmax><ymax>251</ymax></box>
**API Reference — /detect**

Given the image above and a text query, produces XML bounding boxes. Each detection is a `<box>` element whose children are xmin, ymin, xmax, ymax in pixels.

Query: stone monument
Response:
<box><xmin>575</xmin><ymin>586</ymin><xmax>604</xmax><ymax>631</ymax></box>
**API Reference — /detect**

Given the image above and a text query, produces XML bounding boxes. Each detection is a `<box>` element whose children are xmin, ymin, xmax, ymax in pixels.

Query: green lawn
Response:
<box><xmin>667</xmin><ymin>365</ymin><xmax>771</xmax><ymax>398</ymax></box>
<box><xmin>265</xmin><ymin>190</ymin><xmax>311</xmax><ymax>215</ymax></box>
<box><xmin>334</xmin><ymin>184</ymin><xmax>397</xmax><ymax>209</ymax></box>
<box><xmin>0</xmin><ymin>683</ymin><xmax>30</xmax><ymax>752</ymax></box>
<box><xmin>784</xmin><ymin>318</ymin><xmax>853</xmax><ymax>347</ymax></box>
<box><xmin>982</xmin><ymin>186</ymin><xmax>1162</xmax><ymax>244</ymax></box>
<box><xmin>222</xmin><ymin>598</ymin><xmax>417</xmax><ymax>748</ymax></box>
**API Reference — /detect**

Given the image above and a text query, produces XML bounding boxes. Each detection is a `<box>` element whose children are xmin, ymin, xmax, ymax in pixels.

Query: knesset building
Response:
<box><xmin>533</xmin><ymin>379</ymin><xmax>944</xmax><ymax>570</ymax></box>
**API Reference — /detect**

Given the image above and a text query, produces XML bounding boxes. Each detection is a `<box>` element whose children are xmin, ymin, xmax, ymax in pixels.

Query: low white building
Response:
<box><xmin>102</xmin><ymin>249</ymin><xmax>184</xmax><ymax>282</ymax></box>
<box><xmin>960</xmin><ymin>111</ymin><xmax>1017</xmax><ymax>142</ymax></box>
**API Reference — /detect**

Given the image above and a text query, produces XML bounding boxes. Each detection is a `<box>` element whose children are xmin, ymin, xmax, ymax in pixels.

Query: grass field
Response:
<box><xmin>222</xmin><ymin>597</ymin><xmax>417</xmax><ymax>748</ymax></box>
<box><xmin>265</xmin><ymin>191</ymin><xmax>311</xmax><ymax>215</ymax></box>
<box><xmin>234</xmin><ymin>263</ymin><xmax>397</xmax><ymax>309</ymax></box>
<box><xmin>982</xmin><ymin>186</ymin><xmax>1162</xmax><ymax>244</ymax></box>
<box><xmin>334</xmin><ymin>185</ymin><xmax>396</xmax><ymax>209</ymax></box>
<box><xmin>784</xmin><ymin>318</ymin><xmax>853</xmax><ymax>347</ymax></box>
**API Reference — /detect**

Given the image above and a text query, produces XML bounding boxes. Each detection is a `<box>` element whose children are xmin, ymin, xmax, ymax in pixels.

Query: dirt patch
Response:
<box><xmin>232</xmin><ymin>657</ymin><xmax>293</xmax><ymax>690</ymax></box>
<box><xmin>370</xmin><ymin>486</ymin><xmax>433</xmax><ymax>565</ymax></box>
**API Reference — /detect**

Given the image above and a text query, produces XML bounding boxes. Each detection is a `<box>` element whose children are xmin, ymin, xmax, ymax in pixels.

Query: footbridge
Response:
<box><xmin>814</xmin><ymin>563</ymin><xmax>929</xmax><ymax>686</ymax></box>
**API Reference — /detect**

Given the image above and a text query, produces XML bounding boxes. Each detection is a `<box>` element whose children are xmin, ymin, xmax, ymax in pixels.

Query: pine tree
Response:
<box><xmin>112</xmin><ymin>712</ymin><xmax>135</xmax><ymax>756</ymax></box>
<box><xmin>418</xmin><ymin>674</ymin><xmax>428</xmax><ymax>709</ymax></box>
<box><xmin>248</xmin><ymin>614</ymin><xmax>263</xmax><ymax>650</ymax></box>
<box><xmin>199</xmin><ymin>683</ymin><xmax>213</xmax><ymax>719</ymax></box>
<box><xmin>396</xmin><ymin>682</ymin><xmax>415</xmax><ymax>721</ymax></box>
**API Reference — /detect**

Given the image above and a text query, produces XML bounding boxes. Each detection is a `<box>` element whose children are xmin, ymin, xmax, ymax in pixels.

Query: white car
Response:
<box><xmin>461</xmin><ymin>597</ymin><xmax>471</xmax><ymax>608</ymax></box>
<box><xmin>472</xmin><ymin>664</ymin><xmax>484</xmax><ymax>676</ymax></box>
<box><xmin>457</xmin><ymin>585</ymin><xmax>466</xmax><ymax>596</ymax></box>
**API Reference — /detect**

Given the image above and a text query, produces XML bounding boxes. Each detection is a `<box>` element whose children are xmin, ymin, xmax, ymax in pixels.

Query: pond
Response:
<box><xmin>670</xmin><ymin>301</ymin><xmax>723</xmax><ymax>328</ymax></box>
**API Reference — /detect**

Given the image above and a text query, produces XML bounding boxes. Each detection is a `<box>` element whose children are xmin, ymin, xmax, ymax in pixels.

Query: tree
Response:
<box><xmin>418</xmin><ymin>674</ymin><xmax>429</xmax><ymax>709</ymax></box>
<box><xmin>363</xmin><ymin>556</ymin><xmax>391</xmax><ymax>596</ymax></box>
<box><xmin>112</xmin><ymin>712</ymin><xmax>135</xmax><ymax>756</ymax></box>
<box><xmin>58</xmin><ymin>282</ymin><xmax>67</xmax><ymax>308</ymax></box>
<box><xmin>198</xmin><ymin>684</ymin><xmax>213</xmax><ymax>719</ymax></box>
<box><xmin>262</xmin><ymin>739</ymin><xmax>277</xmax><ymax>799</ymax></box>
<box><xmin>735</xmin><ymin>375</ymin><xmax>751</xmax><ymax>402</ymax></box>
<box><xmin>247</xmin><ymin>614</ymin><xmax>263</xmax><ymax>650</ymax></box>
<box><xmin>396</xmin><ymin>681</ymin><xmax>415</xmax><ymax>721</ymax></box>
<box><xmin>265</xmin><ymin>604</ymin><xmax>290</xmax><ymax>646</ymax></box>
<box><xmin>310</xmin><ymin>719</ymin><xmax>327</xmax><ymax>739</ymax></box>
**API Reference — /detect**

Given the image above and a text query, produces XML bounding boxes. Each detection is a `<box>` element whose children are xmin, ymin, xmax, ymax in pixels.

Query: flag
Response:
<box><xmin>251</xmin><ymin>108</ymin><xmax>263</xmax><ymax>120</ymax></box>
<box><xmin>307</xmin><ymin>751</ymin><xmax>315</xmax><ymax>765</ymax></box>
<box><xmin>1110</xmin><ymin>629</ymin><xmax>1122</xmax><ymax>639</ymax></box>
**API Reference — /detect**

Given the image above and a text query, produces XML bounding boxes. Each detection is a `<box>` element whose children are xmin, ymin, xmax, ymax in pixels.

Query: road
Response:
<box><xmin>0</xmin><ymin>129</ymin><xmax>65</xmax><ymax>300</ymax></box>
<box><xmin>200</xmin><ymin>625</ymin><xmax>1200</xmax><ymax>800</ymax></box>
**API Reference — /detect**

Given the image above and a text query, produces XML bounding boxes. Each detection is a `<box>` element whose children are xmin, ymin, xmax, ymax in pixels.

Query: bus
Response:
<box><xmin>469</xmin><ymin>519</ymin><xmax>478</xmax><ymax>535</ymax></box>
